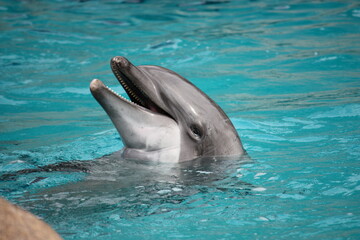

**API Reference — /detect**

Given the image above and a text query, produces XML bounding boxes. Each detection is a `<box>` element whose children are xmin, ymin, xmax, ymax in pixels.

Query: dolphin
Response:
<box><xmin>90</xmin><ymin>56</ymin><xmax>245</xmax><ymax>162</ymax></box>
<box><xmin>0</xmin><ymin>57</ymin><xmax>250</xmax><ymax>221</ymax></box>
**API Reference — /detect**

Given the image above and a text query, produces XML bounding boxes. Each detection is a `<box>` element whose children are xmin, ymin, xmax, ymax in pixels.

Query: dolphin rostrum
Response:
<box><xmin>90</xmin><ymin>56</ymin><xmax>245</xmax><ymax>162</ymax></box>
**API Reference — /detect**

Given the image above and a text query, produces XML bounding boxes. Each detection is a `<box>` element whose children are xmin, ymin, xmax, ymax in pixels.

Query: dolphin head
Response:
<box><xmin>90</xmin><ymin>57</ymin><xmax>244</xmax><ymax>162</ymax></box>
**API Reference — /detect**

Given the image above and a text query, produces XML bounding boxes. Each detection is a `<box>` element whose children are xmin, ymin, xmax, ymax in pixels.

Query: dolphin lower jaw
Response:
<box><xmin>90</xmin><ymin>78</ymin><xmax>181</xmax><ymax>161</ymax></box>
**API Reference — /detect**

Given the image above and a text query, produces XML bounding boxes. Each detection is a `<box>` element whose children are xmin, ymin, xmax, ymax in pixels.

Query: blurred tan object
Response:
<box><xmin>0</xmin><ymin>198</ymin><xmax>63</xmax><ymax>240</ymax></box>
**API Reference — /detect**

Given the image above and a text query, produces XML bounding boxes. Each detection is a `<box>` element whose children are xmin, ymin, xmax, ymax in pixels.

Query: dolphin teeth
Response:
<box><xmin>105</xmin><ymin>85</ymin><xmax>142</xmax><ymax>107</ymax></box>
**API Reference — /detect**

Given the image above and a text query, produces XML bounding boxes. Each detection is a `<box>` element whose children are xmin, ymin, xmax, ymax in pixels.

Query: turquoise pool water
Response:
<box><xmin>1</xmin><ymin>0</ymin><xmax>360</xmax><ymax>239</ymax></box>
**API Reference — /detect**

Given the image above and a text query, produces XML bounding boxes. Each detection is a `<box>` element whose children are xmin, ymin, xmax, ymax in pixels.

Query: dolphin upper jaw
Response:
<box><xmin>110</xmin><ymin>57</ymin><xmax>166</xmax><ymax>116</ymax></box>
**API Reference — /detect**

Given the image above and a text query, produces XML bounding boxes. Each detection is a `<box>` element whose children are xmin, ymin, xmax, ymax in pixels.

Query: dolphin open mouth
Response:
<box><xmin>109</xmin><ymin>56</ymin><xmax>169</xmax><ymax>116</ymax></box>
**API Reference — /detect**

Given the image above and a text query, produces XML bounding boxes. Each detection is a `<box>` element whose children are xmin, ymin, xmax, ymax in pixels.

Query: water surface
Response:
<box><xmin>1</xmin><ymin>0</ymin><xmax>360</xmax><ymax>239</ymax></box>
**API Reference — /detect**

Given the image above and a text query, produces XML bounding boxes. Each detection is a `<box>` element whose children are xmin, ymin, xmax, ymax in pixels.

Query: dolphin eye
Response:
<box><xmin>189</xmin><ymin>124</ymin><xmax>203</xmax><ymax>140</ymax></box>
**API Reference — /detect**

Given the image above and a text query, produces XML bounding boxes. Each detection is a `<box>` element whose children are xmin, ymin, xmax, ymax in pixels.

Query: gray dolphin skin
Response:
<box><xmin>90</xmin><ymin>56</ymin><xmax>245</xmax><ymax>162</ymax></box>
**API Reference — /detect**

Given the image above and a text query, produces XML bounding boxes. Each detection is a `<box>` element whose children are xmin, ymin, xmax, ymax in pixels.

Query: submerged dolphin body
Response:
<box><xmin>90</xmin><ymin>57</ymin><xmax>245</xmax><ymax>162</ymax></box>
